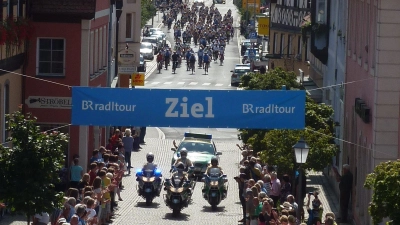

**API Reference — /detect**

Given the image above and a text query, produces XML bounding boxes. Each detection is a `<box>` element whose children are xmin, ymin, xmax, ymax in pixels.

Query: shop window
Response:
<box><xmin>37</xmin><ymin>38</ymin><xmax>65</xmax><ymax>76</ymax></box>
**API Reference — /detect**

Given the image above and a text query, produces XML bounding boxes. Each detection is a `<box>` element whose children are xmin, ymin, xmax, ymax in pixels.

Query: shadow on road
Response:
<box><xmin>163</xmin><ymin>212</ymin><xmax>191</xmax><ymax>221</ymax></box>
<box><xmin>201</xmin><ymin>205</ymin><xmax>227</xmax><ymax>213</ymax></box>
<box><xmin>134</xmin><ymin>202</ymin><xmax>161</xmax><ymax>208</ymax></box>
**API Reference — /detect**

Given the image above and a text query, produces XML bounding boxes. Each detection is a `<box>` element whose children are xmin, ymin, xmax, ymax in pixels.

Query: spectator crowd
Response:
<box><xmin>26</xmin><ymin>127</ymin><xmax>146</xmax><ymax>225</ymax></box>
<box><xmin>234</xmin><ymin>144</ymin><xmax>338</xmax><ymax>225</ymax></box>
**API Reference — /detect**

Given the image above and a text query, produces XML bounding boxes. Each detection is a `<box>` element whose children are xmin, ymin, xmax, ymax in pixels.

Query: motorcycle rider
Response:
<box><xmin>169</xmin><ymin>162</ymin><xmax>192</xmax><ymax>196</ymax></box>
<box><xmin>174</xmin><ymin>148</ymin><xmax>193</xmax><ymax>170</ymax></box>
<box><xmin>137</xmin><ymin>152</ymin><xmax>162</xmax><ymax>195</ymax></box>
<box><xmin>203</xmin><ymin>156</ymin><xmax>227</xmax><ymax>198</ymax></box>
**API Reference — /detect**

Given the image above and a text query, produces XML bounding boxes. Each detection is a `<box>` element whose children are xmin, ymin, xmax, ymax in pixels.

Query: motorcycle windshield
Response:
<box><xmin>209</xmin><ymin>168</ymin><xmax>221</xmax><ymax>179</ymax></box>
<box><xmin>143</xmin><ymin>169</ymin><xmax>154</xmax><ymax>177</ymax></box>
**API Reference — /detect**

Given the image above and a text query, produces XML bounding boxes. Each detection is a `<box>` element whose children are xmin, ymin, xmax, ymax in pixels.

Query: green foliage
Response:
<box><xmin>241</xmin><ymin>68</ymin><xmax>300</xmax><ymax>90</ymax></box>
<box><xmin>364</xmin><ymin>160</ymin><xmax>400</xmax><ymax>225</ymax></box>
<box><xmin>141</xmin><ymin>0</ymin><xmax>157</xmax><ymax>28</ymax></box>
<box><xmin>238</xmin><ymin>68</ymin><xmax>336</xmax><ymax>174</ymax></box>
<box><xmin>0</xmin><ymin>110</ymin><xmax>68</xmax><ymax>224</ymax></box>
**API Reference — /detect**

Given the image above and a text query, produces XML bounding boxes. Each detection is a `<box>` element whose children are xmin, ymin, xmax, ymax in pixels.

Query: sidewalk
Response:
<box><xmin>304</xmin><ymin>171</ymin><xmax>352</xmax><ymax>225</ymax></box>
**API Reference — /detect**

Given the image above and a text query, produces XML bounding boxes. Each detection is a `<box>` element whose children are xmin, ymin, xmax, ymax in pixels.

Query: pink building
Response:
<box><xmin>344</xmin><ymin>0</ymin><xmax>400</xmax><ymax>224</ymax></box>
<box><xmin>24</xmin><ymin>0</ymin><xmax>112</xmax><ymax>169</ymax></box>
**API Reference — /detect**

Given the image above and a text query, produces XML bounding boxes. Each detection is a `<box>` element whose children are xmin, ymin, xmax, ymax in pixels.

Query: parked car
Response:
<box><xmin>149</xmin><ymin>27</ymin><xmax>162</xmax><ymax>35</ymax></box>
<box><xmin>140</xmin><ymin>42</ymin><xmax>154</xmax><ymax>60</ymax></box>
<box><xmin>150</xmin><ymin>34</ymin><xmax>165</xmax><ymax>49</ymax></box>
<box><xmin>152</xmin><ymin>31</ymin><xmax>167</xmax><ymax>46</ymax></box>
<box><xmin>230</xmin><ymin>64</ymin><xmax>251</xmax><ymax>86</ymax></box>
<box><xmin>138</xmin><ymin>54</ymin><xmax>146</xmax><ymax>72</ymax></box>
<box><xmin>142</xmin><ymin>36</ymin><xmax>160</xmax><ymax>54</ymax></box>
<box><xmin>214</xmin><ymin>0</ymin><xmax>225</xmax><ymax>3</ymax></box>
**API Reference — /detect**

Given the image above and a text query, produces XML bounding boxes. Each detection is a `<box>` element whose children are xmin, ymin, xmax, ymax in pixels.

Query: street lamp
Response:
<box><xmin>292</xmin><ymin>137</ymin><xmax>310</xmax><ymax>222</ymax></box>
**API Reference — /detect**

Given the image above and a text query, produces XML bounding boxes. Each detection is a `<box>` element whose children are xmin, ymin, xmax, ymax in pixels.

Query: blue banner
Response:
<box><xmin>71</xmin><ymin>87</ymin><xmax>306</xmax><ymax>129</ymax></box>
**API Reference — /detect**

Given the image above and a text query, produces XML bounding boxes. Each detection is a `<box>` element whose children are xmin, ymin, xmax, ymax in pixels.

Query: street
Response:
<box><xmin>113</xmin><ymin>0</ymin><xmax>244</xmax><ymax>224</ymax></box>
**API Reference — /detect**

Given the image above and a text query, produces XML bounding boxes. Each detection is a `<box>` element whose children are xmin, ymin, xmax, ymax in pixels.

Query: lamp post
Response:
<box><xmin>292</xmin><ymin>137</ymin><xmax>310</xmax><ymax>223</ymax></box>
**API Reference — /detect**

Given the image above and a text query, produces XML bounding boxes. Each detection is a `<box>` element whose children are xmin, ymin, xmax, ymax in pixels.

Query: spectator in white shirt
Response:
<box><xmin>270</xmin><ymin>171</ymin><xmax>281</xmax><ymax>207</ymax></box>
<box><xmin>32</xmin><ymin>212</ymin><xmax>50</xmax><ymax>225</ymax></box>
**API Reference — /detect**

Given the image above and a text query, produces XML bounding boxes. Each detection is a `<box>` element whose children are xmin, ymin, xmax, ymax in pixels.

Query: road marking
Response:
<box><xmin>151</xmin><ymin>81</ymin><xmax>160</xmax><ymax>85</ymax></box>
<box><xmin>215</xmin><ymin>83</ymin><xmax>224</xmax><ymax>86</ymax></box>
<box><xmin>177</xmin><ymin>82</ymin><xmax>185</xmax><ymax>85</ymax></box>
<box><xmin>202</xmin><ymin>83</ymin><xmax>211</xmax><ymax>85</ymax></box>
<box><xmin>189</xmin><ymin>82</ymin><xmax>198</xmax><ymax>85</ymax></box>
<box><xmin>164</xmin><ymin>82</ymin><xmax>172</xmax><ymax>84</ymax></box>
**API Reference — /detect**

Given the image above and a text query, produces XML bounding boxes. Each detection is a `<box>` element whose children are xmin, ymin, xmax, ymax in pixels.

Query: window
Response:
<box><xmin>103</xmin><ymin>25</ymin><xmax>107</xmax><ymax>68</ymax></box>
<box><xmin>99</xmin><ymin>28</ymin><xmax>103</xmax><ymax>69</ymax></box>
<box><xmin>287</xmin><ymin>35</ymin><xmax>292</xmax><ymax>56</ymax></box>
<box><xmin>305</xmin><ymin>37</ymin><xmax>310</xmax><ymax>61</ymax></box>
<box><xmin>7</xmin><ymin>0</ymin><xmax>13</xmax><ymax>17</ymax></box>
<box><xmin>126</xmin><ymin>13</ymin><xmax>133</xmax><ymax>40</ymax></box>
<box><xmin>90</xmin><ymin>32</ymin><xmax>94</xmax><ymax>75</ymax></box>
<box><xmin>37</xmin><ymin>39</ymin><xmax>65</xmax><ymax>76</ymax></box>
<box><xmin>95</xmin><ymin>29</ymin><xmax>99</xmax><ymax>72</ymax></box>
<box><xmin>0</xmin><ymin>1</ymin><xmax>3</xmax><ymax>22</ymax></box>
<box><xmin>280</xmin><ymin>34</ymin><xmax>285</xmax><ymax>55</ymax></box>
<box><xmin>3</xmin><ymin>82</ymin><xmax>9</xmax><ymax>141</ymax></box>
<box><xmin>297</xmin><ymin>36</ymin><xmax>302</xmax><ymax>60</ymax></box>
<box><xmin>273</xmin><ymin>33</ymin><xmax>278</xmax><ymax>54</ymax></box>
<box><xmin>316</xmin><ymin>0</ymin><xmax>327</xmax><ymax>23</ymax></box>
<box><xmin>17</xmin><ymin>0</ymin><xmax>23</xmax><ymax>17</ymax></box>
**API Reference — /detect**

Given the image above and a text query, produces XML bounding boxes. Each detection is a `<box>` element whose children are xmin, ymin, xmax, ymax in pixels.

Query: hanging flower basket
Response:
<box><xmin>301</xmin><ymin>21</ymin><xmax>312</xmax><ymax>44</ymax></box>
<box><xmin>3</xmin><ymin>17</ymin><xmax>18</xmax><ymax>46</ymax></box>
<box><xmin>15</xmin><ymin>17</ymin><xmax>35</xmax><ymax>43</ymax></box>
<box><xmin>1</xmin><ymin>17</ymin><xmax>34</xmax><ymax>46</ymax></box>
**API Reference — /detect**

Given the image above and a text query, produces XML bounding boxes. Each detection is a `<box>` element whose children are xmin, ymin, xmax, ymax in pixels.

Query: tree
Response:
<box><xmin>364</xmin><ymin>160</ymin><xmax>400</xmax><ymax>225</ymax></box>
<box><xmin>141</xmin><ymin>0</ymin><xmax>157</xmax><ymax>28</ymax></box>
<box><xmin>0</xmin><ymin>110</ymin><xmax>68</xmax><ymax>225</ymax></box>
<box><xmin>238</xmin><ymin>69</ymin><xmax>336</xmax><ymax>175</ymax></box>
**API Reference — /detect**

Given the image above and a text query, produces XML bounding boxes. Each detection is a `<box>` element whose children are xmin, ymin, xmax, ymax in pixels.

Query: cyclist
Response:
<box><xmin>171</xmin><ymin>51</ymin><xmax>179</xmax><ymax>72</ymax></box>
<box><xmin>164</xmin><ymin>49</ymin><xmax>171</xmax><ymax>69</ymax></box>
<box><xmin>197</xmin><ymin>47</ymin><xmax>204</xmax><ymax>68</ymax></box>
<box><xmin>189</xmin><ymin>53</ymin><xmax>196</xmax><ymax>72</ymax></box>
<box><xmin>185</xmin><ymin>49</ymin><xmax>192</xmax><ymax>71</ymax></box>
<box><xmin>203</xmin><ymin>52</ymin><xmax>210</xmax><ymax>72</ymax></box>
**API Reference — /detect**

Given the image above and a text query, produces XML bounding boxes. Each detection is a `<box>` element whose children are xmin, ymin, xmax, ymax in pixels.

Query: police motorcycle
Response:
<box><xmin>164</xmin><ymin>163</ymin><xmax>195</xmax><ymax>216</ymax></box>
<box><xmin>135</xmin><ymin>153</ymin><xmax>163</xmax><ymax>206</ymax></box>
<box><xmin>201</xmin><ymin>161</ymin><xmax>228</xmax><ymax>210</ymax></box>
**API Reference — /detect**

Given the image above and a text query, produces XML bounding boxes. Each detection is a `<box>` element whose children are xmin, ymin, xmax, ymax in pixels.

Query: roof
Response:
<box><xmin>31</xmin><ymin>0</ymin><xmax>96</xmax><ymax>20</ymax></box>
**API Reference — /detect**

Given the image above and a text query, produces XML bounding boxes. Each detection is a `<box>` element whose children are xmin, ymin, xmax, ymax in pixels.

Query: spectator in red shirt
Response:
<box><xmin>88</xmin><ymin>163</ymin><xmax>98</xmax><ymax>185</ymax></box>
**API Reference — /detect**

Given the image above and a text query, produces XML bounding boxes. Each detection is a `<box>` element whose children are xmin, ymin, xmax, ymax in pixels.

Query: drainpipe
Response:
<box><xmin>106</xmin><ymin>0</ymin><xmax>114</xmax><ymax>145</ymax></box>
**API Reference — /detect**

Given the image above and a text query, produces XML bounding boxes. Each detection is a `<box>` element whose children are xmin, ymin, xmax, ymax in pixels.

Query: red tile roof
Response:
<box><xmin>31</xmin><ymin>0</ymin><xmax>96</xmax><ymax>19</ymax></box>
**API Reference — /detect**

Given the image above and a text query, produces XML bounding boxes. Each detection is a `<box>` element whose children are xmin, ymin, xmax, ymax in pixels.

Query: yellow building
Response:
<box><xmin>0</xmin><ymin>1</ymin><xmax>27</xmax><ymax>144</ymax></box>
<box><xmin>267</xmin><ymin>0</ymin><xmax>311</xmax><ymax>74</ymax></box>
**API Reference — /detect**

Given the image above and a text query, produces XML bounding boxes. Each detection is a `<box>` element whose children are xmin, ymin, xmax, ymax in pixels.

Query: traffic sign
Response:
<box><xmin>131</xmin><ymin>73</ymin><xmax>145</xmax><ymax>86</ymax></box>
<box><xmin>118</xmin><ymin>66</ymin><xmax>137</xmax><ymax>73</ymax></box>
<box><xmin>249</xmin><ymin>32</ymin><xmax>257</xmax><ymax>39</ymax></box>
<box><xmin>118</xmin><ymin>48</ymin><xmax>136</xmax><ymax>65</ymax></box>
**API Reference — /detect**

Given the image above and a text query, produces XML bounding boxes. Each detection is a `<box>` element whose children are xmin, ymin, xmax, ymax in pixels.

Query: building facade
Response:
<box><xmin>23</xmin><ymin>0</ymin><xmax>113</xmax><ymax>169</ymax></box>
<box><xmin>0</xmin><ymin>0</ymin><xmax>27</xmax><ymax>145</ymax></box>
<box><xmin>268</xmin><ymin>0</ymin><xmax>311</xmax><ymax>73</ymax></box>
<box><xmin>343</xmin><ymin>0</ymin><xmax>400</xmax><ymax>224</ymax></box>
<box><xmin>308</xmin><ymin>0</ymin><xmax>349</xmax><ymax>198</ymax></box>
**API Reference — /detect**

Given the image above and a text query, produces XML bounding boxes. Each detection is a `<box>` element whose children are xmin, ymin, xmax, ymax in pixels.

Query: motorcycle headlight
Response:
<box><xmin>155</xmin><ymin>169</ymin><xmax>162</xmax><ymax>176</ymax></box>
